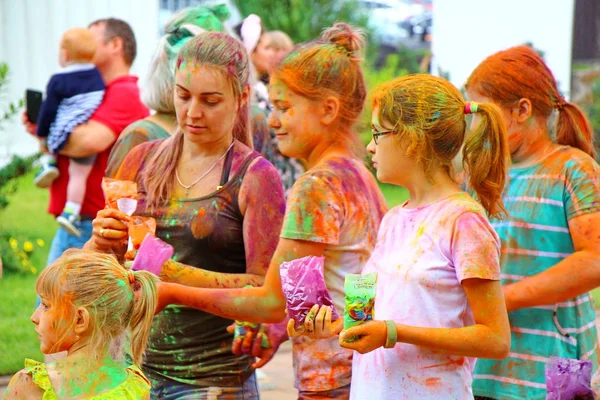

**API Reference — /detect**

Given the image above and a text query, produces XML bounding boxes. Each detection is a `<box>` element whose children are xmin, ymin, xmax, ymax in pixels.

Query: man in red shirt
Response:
<box><xmin>23</xmin><ymin>18</ymin><xmax>149</xmax><ymax>267</ymax></box>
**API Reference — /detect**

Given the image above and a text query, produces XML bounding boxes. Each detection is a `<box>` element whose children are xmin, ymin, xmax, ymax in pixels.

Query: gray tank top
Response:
<box><xmin>133</xmin><ymin>140</ymin><xmax>260</xmax><ymax>386</ymax></box>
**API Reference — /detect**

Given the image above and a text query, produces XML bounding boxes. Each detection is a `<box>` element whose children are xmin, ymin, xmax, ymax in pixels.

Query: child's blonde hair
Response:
<box><xmin>61</xmin><ymin>28</ymin><xmax>97</xmax><ymax>63</ymax></box>
<box><xmin>36</xmin><ymin>249</ymin><xmax>158</xmax><ymax>365</ymax></box>
<box><xmin>267</xmin><ymin>30</ymin><xmax>293</xmax><ymax>52</ymax></box>
<box><xmin>372</xmin><ymin>74</ymin><xmax>510</xmax><ymax>219</ymax></box>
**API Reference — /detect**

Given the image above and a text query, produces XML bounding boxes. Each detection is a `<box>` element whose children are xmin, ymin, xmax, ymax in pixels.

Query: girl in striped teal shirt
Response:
<box><xmin>467</xmin><ymin>45</ymin><xmax>600</xmax><ymax>400</ymax></box>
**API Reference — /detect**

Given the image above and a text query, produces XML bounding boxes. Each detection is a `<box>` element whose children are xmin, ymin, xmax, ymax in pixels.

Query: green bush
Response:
<box><xmin>0</xmin><ymin>62</ymin><xmax>44</xmax><ymax>275</ymax></box>
<box><xmin>233</xmin><ymin>0</ymin><xmax>370</xmax><ymax>44</ymax></box>
<box><xmin>0</xmin><ymin>154</ymin><xmax>39</xmax><ymax>211</ymax></box>
<box><xmin>583</xmin><ymin>79</ymin><xmax>600</xmax><ymax>159</ymax></box>
<box><xmin>0</xmin><ymin>155</ymin><xmax>43</xmax><ymax>275</ymax></box>
<box><xmin>0</xmin><ymin>63</ymin><xmax>24</xmax><ymax>122</ymax></box>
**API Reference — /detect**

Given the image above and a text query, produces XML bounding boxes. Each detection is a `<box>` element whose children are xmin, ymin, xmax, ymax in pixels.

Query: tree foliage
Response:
<box><xmin>233</xmin><ymin>0</ymin><xmax>370</xmax><ymax>44</ymax></box>
<box><xmin>0</xmin><ymin>62</ymin><xmax>34</xmax><ymax>212</ymax></box>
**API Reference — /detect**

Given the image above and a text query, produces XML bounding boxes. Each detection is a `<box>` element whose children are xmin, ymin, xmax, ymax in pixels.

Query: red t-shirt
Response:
<box><xmin>48</xmin><ymin>75</ymin><xmax>150</xmax><ymax>217</ymax></box>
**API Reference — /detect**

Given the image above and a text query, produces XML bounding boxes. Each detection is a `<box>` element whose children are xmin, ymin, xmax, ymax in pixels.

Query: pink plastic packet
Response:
<box><xmin>545</xmin><ymin>357</ymin><xmax>594</xmax><ymax>400</ymax></box>
<box><xmin>131</xmin><ymin>235</ymin><xmax>174</xmax><ymax>276</ymax></box>
<box><xmin>280</xmin><ymin>255</ymin><xmax>339</xmax><ymax>329</ymax></box>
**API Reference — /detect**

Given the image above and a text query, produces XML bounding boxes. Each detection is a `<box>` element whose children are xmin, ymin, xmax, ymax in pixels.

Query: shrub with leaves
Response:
<box><xmin>583</xmin><ymin>79</ymin><xmax>600</xmax><ymax>160</ymax></box>
<box><xmin>0</xmin><ymin>62</ymin><xmax>37</xmax><ymax>211</ymax></box>
<box><xmin>233</xmin><ymin>0</ymin><xmax>370</xmax><ymax>44</ymax></box>
<box><xmin>0</xmin><ymin>62</ymin><xmax>24</xmax><ymax>128</ymax></box>
<box><xmin>0</xmin><ymin>154</ymin><xmax>39</xmax><ymax>211</ymax></box>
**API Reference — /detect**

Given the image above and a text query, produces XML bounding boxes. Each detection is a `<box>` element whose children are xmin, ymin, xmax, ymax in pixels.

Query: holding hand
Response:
<box><xmin>88</xmin><ymin>208</ymin><xmax>130</xmax><ymax>253</ymax></box>
<box><xmin>339</xmin><ymin>320</ymin><xmax>390</xmax><ymax>354</ymax></box>
<box><xmin>227</xmin><ymin>323</ymin><xmax>286</xmax><ymax>368</ymax></box>
<box><xmin>21</xmin><ymin>111</ymin><xmax>37</xmax><ymax>136</ymax></box>
<box><xmin>287</xmin><ymin>305</ymin><xmax>343</xmax><ymax>340</ymax></box>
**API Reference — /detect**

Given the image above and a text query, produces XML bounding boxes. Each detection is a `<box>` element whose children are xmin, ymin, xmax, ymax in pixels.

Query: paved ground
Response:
<box><xmin>255</xmin><ymin>341</ymin><xmax>296</xmax><ymax>400</ymax></box>
<box><xmin>0</xmin><ymin>342</ymin><xmax>297</xmax><ymax>399</ymax></box>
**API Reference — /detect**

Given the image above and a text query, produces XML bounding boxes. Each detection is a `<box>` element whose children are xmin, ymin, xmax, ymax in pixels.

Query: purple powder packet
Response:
<box><xmin>280</xmin><ymin>255</ymin><xmax>339</xmax><ymax>328</ymax></box>
<box><xmin>131</xmin><ymin>235</ymin><xmax>174</xmax><ymax>276</ymax></box>
<box><xmin>546</xmin><ymin>357</ymin><xmax>594</xmax><ymax>400</ymax></box>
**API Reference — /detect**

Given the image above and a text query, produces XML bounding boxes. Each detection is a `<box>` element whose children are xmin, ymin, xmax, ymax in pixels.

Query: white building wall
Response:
<box><xmin>431</xmin><ymin>0</ymin><xmax>575</xmax><ymax>98</ymax></box>
<box><xmin>0</xmin><ymin>0</ymin><xmax>160</xmax><ymax>164</ymax></box>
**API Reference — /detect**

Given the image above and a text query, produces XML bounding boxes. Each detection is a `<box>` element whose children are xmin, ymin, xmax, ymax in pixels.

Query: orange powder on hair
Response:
<box><xmin>467</xmin><ymin>45</ymin><xmax>595</xmax><ymax>158</ymax></box>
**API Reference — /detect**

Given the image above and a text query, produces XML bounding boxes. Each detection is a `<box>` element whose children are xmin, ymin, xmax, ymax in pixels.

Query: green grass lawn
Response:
<box><xmin>0</xmin><ymin>171</ymin><xmax>55</xmax><ymax>375</ymax></box>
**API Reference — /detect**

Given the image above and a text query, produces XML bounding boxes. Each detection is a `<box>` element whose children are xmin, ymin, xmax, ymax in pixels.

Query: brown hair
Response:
<box><xmin>372</xmin><ymin>74</ymin><xmax>509</xmax><ymax>219</ymax></box>
<box><xmin>36</xmin><ymin>249</ymin><xmax>158</xmax><ymax>365</ymax></box>
<box><xmin>466</xmin><ymin>45</ymin><xmax>595</xmax><ymax>159</ymax></box>
<box><xmin>272</xmin><ymin>22</ymin><xmax>367</xmax><ymax>154</ymax></box>
<box><xmin>89</xmin><ymin>18</ymin><xmax>137</xmax><ymax>66</ymax></box>
<box><xmin>142</xmin><ymin>32</ymin><xmax>251</xmax><ymax>210</ymax></box>
<box><xmin>61</xmin><ymin>28</ymin><xmax>96</xmax><ymax>63</ymax></box>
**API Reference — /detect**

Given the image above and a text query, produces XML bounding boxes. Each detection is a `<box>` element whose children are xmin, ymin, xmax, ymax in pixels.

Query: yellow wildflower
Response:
<box><xmin>23</xmin><ymin>241</ymin><xmax>34</xmax><ymax>252</ymax></box>
<box><xmin>9</xmin><ymin>238</ymin><xmax>18</xmax><ymax>249</ymax></box>
<box><xmin>36</xmin><ymin>239</ymin><xmax>45</xmax><ymax>247</ymax></box>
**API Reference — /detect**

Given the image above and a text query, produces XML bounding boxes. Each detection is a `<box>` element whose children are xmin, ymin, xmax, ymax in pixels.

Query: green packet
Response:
<box><xmin>344</xmin><ymin>273</ymin><xmax>377</xmax><ymax>331</ymax></box>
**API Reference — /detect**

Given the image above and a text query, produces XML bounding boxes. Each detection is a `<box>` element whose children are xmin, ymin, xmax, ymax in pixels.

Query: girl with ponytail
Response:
<box><xmin>154</xmin><ymin>23</ymin><xmax>388</xmax><ymax>398</ymax></box>
<box><xmin>467</xmin><ymin>46</ymin><xmax>600</xmax><ymax>400</ymax></box>
<box><xmin>295</xmin><ymin>74</ymin><xmax>511</xmax><ymax>399</ymax></box>
<box><xmin>86</xmin><ymin>31</ymin><xmax>286</xmax><ymax>398</ymax></box>
<box><xmin>5</xmin><ymin>249</ymin><xmax>156</xmax><ymax>399</ymax></box>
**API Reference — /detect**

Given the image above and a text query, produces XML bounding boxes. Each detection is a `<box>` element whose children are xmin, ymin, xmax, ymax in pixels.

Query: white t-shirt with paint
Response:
<box><xmin>350</xmin><ymin>193</ymin><xmax>501</xmax><ymax>400</ymax></box>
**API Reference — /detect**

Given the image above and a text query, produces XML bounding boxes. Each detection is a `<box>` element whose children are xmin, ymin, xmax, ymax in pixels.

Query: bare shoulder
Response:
<box><xmin>4</xmin><ymin>368</ymin><xmax>43</xmax><ymax>399</ymax></box>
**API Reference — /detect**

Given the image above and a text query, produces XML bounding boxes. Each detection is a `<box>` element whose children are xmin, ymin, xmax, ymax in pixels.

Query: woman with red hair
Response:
<box><xmin>467</xmin><ymin>45</ymin><xmax>600</xmax><ymax>400</ymax></box>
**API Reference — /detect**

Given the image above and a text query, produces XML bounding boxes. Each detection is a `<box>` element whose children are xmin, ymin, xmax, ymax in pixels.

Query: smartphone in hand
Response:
<box><xmin>25</xmin><ymin>89</ymin><xmax>43</xmax><ymax>123</ymax></box>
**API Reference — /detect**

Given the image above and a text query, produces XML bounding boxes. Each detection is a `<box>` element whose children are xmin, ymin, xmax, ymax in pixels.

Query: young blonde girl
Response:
<box><xmin>296</xmin><ymin>74</ymin><xmax>512</xmax><ymax>399</ymax></box>
<box><xmin>5</xmin><ymin>249</ymin><xmax>157</xmax><ymax>399</ymax></box>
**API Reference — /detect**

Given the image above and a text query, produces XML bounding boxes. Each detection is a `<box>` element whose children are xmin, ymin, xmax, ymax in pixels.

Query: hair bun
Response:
<box><xmin>321</xmin><ymin>22</ymin><xmax>365</xmax><ymax>57</ymax></box>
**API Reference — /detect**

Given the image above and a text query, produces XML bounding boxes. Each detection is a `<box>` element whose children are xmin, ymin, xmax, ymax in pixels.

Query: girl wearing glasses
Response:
<box><xmin>153</xmin><ymin>23</ymin><xmax>388</xmax><ymax>399</ymax></box>
<box><xmin>292</xmin><ymin>74</ymin><xmax>512</xmax><ymax>399</ymax></box>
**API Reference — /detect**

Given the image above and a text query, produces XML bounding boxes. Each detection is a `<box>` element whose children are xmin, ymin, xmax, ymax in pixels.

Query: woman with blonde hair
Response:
<box><xmin>5</xmin><ymin>249</ymin><xmax>157</xmax><ymax>399</ymax></box>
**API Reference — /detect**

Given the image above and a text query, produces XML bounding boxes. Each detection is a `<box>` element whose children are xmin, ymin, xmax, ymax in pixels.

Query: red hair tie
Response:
<box><xmin>127</xmin><ymin>270</ymin><xmax>136</xmax><ymax>285</ymax></box>
<box><xmin>464</xmin><ymin>102</ymin><xmax>479</xmax><ymax>115</ymax></box>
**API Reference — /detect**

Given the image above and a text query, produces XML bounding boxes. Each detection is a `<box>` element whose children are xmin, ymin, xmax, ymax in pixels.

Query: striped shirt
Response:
<box><xmin>36</xmin><ymin>63</ymin><xmax>105</xmax><ymax>154</ymax></box>
<box><xmin>473</xmin><ymin>146</ymin><xmax>600</xmax><ymax>400</ymax></box>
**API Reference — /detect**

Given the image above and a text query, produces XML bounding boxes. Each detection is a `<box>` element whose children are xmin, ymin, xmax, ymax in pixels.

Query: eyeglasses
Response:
<box><xmin>371</xmin><ymin>128</ymin><xmax>395</xmax><ymax>145</ymax></box>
